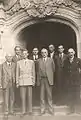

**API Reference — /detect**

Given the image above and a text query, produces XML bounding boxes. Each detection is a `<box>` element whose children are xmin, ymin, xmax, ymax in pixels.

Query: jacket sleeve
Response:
<box><xmin>52</xmin><ymin>59</ymin><xmax>55</xmax><ymax>72</ymax></box>
<box><xmin>32</xmin><ymin>61</ymin><xmax>35</xmax><ymax>85</ymax></box>
<box><xmin>12</xmin><ymin>63</ymin><xmax>16</xmax><ymax>84</ymax></box>
<box><xmin>0</xmin><ymin>64</ymin><xmax>2</xmax><ymax>88</ymax></box>
<box><xmin>78</xmin><ymin>58</ymin><xmax>81</xmax><ymax>69</ymax></box>
<box><xmin>36</xmin><ymin>60</ymin><xmax>41</xmax><ymax>86</ymax></box>
<box><xmin>16</xmin><ymin>62</ymin><xmax>20</xmax><ymax>86</ymax></box>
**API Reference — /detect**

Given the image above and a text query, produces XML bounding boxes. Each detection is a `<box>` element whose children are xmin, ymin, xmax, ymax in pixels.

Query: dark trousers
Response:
<box><xmin>3</xmin><ymin>86</ymin><xmax>14</xmax><ymax>113</ymax></box>
<box><xmin>66</xmin><ymin>85</ymin><xmax>80</xmax><ymax>112</ymax></box>
<box><xmin>20</xmin><ymin>86</ymin><xmax>32</xmax><ymax>113</ymax></box>
<box><xmin>40</xmin><ymin>78</ymin><xmax>53</xmax><ymax>112</ymax></box>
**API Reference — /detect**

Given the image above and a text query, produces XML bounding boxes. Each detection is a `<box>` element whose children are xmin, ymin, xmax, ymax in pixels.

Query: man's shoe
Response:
<box><xmin>41</xmin><ymin>111</ymin><xmax>46</xmax><ymax>115</ymax></box>
<box><xmin>4</xmin><ymin>111</ymin><xmax>8</xmax><ymax>115</ymax></box>
<box><xmin>9</xmin><ymin>111</ymin><xmax>15</xmax><ymax>115</ymax></box>
<box><xmin>28</xmin><ymin>112</ymin><xmax>33</xmax><ymax>116</ymax></box>
<box><xmin>67</xmin><ymin>111</ymin><xmax>74</xmax><ymax>115</ymax></box>
<box><xmin>20</xmin><ymin>112</ymin><xmax>26</xmax><ymax>117</ymax></box>
<box><xmin>48</xmin><ymin>110</ymin><xmax>54</xmax><ymax>115</ymax></box>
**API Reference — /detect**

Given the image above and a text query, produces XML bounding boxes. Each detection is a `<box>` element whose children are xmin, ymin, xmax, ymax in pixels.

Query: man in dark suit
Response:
<box><xmin>29</xmin><ymin>47</ymin><xmax>40</xmax><ymax>106</ymax></box>
<box><xmin>64</xmin><ymin>48</ymin><xmax>81</xmax><ymax>114</ymax></box>
<box><xmin>37</xmin><ymin>48</ymin><xmax>55</xmax><ymax>115</ymax></box>
<box><xmin>12</xmin><ymin>46</ymin><xmax>22</xmax><ymax>62</ymax></box>
<box><xmin>55</xmin><ymin>45</ymin><xmax>67</xmax><ymax>103</ymax></box>
<box><xmin>0</xmin><ymin>54</ymin><xmax>16</xmax><ymax>115</ymax></box>
<box><xmin>49</xmin><ymin>44</ymin><xmax>56</xmax><ymax>59</ymax></box>
<box><xmin>30</xmin><ymin>48</ymin><xmax>40</xmax><ymax>61</ymax></box>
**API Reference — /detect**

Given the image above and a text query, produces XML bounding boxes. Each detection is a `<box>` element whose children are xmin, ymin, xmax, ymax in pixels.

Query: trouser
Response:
<box><xmin>66</xmin><ymin>85</ymin><xmax>80</xmax><ymax>112</ymax></box>
<box><xmin>40</xmin><ymin>78</ymin><xmax>53</xmax><ymax>112</ymax></box>
<box><xmin>20</xmin><ymin>86</ymin><xmax>32</xmax><ymax>113</ymax></box>
<box><xmin>3</xmin><ymin>87</ymin><xmax>14</xmax><ymax>113</ymax></box>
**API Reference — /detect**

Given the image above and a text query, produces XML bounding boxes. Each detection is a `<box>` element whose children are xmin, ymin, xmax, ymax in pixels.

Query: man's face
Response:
<box><xmin>58</xmin><ymin>47</ymin><xmax>64</xmax><ymax>54</ymax></box>
<box><xmin>41</xmin><ymin>49</ymin><xmax>48</xmax><ymax>58</ymax></box>
<box><xmin>33</xmin><ymin>48</ymin><xmax>39</xmax><ymax>55</ymax></box>
<box><xmin>6</xmin><ymin>55</ymin><xmax>13</xmax><ymax>62</ymax></box>
<box><xmin>49</xmin><ymin>46</ymin><xmax>54</xmax><ymax>53</ymax></box>
<box><xmin>15</xmin><ymin>47</ymin><xmax>21</xmax><ymax>55</ymax></box>
<box><xmin>68</xmin><ymin>50</ymin><xmax>75</xmax><ymax>58</ymax></box>
<box><xmin>23</xmin><ymin>51</ymin><xmax>29</xmax><ymax>59</ymax></box>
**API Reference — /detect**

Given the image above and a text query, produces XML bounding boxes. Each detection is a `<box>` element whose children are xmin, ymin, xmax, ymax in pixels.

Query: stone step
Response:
<box><xmin>32</xmin><ymin>105</ymin><xmax>69</xmax><ymax>115</ymax></box>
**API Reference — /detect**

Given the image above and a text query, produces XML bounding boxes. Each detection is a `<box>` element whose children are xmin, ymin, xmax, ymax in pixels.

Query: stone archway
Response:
<box><xmin>0</xmin><ymin>0</ymin><xmax>81</xmax><ymax>114</ymax></box>
<box><xmin>13</xmin><ymin>16</ymin><xmax>80</xmax><ymax>57</ymax></box>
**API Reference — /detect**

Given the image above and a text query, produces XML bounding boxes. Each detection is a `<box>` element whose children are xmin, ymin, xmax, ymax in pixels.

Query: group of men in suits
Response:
<box><xmin>0</xmin><ymin>44</ymin><xmax>81</xmax><ymax>116</ymax></box>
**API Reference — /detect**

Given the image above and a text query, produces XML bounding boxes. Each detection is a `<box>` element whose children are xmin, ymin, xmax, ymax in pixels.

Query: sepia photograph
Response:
<box><xmin>0</xmin><ymin>0</ymin><xmax>81</xmax><ymax>120</ymax></box>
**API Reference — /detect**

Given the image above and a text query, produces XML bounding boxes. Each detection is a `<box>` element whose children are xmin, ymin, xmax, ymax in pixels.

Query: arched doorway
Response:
<box><xmin>16</xmin><ymin>21</ymin><xmax>77</xmax><ymax>106</ymax></box>
<box><xmin>17</xmin><ymin>21</ymin><xmax>77</xmax><ymax>56</ymax></box>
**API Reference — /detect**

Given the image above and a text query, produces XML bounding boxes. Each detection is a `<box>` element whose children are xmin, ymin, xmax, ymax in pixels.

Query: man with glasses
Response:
<box><xmin>37</xmin><ymin>48</ymin><xmax>55</xmax><ymax>115</ymax></box>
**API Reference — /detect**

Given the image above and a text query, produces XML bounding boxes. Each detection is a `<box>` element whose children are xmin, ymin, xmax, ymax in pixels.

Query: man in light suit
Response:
<box><xmin>0</xmin><ymin>54</ymin><xmax>16</xmax><ymax>115</ymax></box>
<box><xmin>37</xmin><ymin>48</ymin><xmax>55</xmax><ymax>115</ymax></box>
<box><xmin>16</xmin><ymin>49</ymin><xmax>35</xmax><ymax>115</ymax></box>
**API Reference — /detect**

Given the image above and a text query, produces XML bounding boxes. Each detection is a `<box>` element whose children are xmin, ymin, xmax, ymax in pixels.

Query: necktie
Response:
<box><xmin>9</xmin><ymin>63</ymin><xmax>11</xmax><ymax>66</ymax></box>
<box><xmin>25</xmin><ymin>60</ymin><xmax>27</xmax><ymax>65</ymax></box>
<box><xmin>43</xmin><ymin>58</ymin><xmax>46</xmax><ymax>62</ymax></box>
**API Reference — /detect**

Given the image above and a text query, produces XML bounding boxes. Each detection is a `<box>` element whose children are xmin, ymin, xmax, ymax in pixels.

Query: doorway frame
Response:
<box><xmin>13</xmin><ymin>16</ymin><xmax>80</xmax><ymax>58</ymax></box>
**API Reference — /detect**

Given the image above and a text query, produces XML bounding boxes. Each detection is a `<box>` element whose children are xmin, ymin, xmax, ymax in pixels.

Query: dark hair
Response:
<box><xmin>14</xmin><ymin>46</ymin><xmax>21</xmax><ymax>51</ymax></box>
<box><xmin>22</xmin><ymin>49</ymin><xmax>28</xmax><ymax>52</ymax></box>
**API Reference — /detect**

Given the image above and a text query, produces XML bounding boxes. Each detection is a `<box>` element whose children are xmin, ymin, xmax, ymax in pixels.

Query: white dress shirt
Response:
<box><xmin>69</xmin><ymin>56</ymin><xmax>74</xmax><ymax>63</ymax></box>
<box><xmin>7</xmin><ymin>62</ymin><xmax>11</xmax><ymax>66</ymax></box>
<box><xmin>59</xmin><ymin>53</ymin><xmax>64</xmax><ymax>58</ymax></box>
<box><xmin>33</xmin><ymin>55</ymin><xmax>38</xmax><ymax>61</ymax></box>
<box><xmin>50</xmin><ymin>52</ymin><xmax>54</xmax><ymax>59</ymax></box>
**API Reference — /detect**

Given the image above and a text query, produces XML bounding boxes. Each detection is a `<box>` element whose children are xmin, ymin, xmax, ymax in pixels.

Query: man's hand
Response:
<box><xmin>0</xmin><ymin>85</ymin><xmax>2</xmax><ymax>89</ymax></box>
<box><xmin>32</xmin><ymin>80</ymin><xmax>35</xmax><ymax>86</ymax></box>
<box><xmin>16</xmin><ymin>83</ymin><xmax>19</xmax><ymax>88</ymax></box>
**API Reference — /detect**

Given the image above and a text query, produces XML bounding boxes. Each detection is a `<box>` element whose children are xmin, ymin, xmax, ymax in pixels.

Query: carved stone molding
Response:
<box><xmin>5</xmin><ymin>0</ymin><xmax>81</xmax><ymax>19</ymax></box>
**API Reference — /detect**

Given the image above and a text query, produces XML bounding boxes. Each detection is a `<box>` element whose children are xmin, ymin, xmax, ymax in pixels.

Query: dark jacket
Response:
<box><xmin>63</xmin><ymin>57</ymin><xmax>81</xmax><ymax>86</ymax></box>
<box><xmin>54</xmin><ymin>53</ymin><xmax>67</xmax><ymax>87</ymax></box>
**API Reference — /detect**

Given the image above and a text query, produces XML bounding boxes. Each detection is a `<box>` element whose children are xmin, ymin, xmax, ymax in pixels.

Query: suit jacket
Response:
<box><xmin>16</xmin><ymin>59</ymin><xmax>35</xmax><ymax>86</ymax></box>
<box><xmin>0</xmin><ymin>62</ymin><xmax>16</xmax><ymax>89</ymax></box>
<box><xmin>29</xmin><ymin>54</ymin><xmax>41</xmax><ymax>82</ymax></box>
<box><xmin>64</xmin><ymin>57</ymin><xmax>81</xmax><ymax>86</ymax></box>
<box><xmin>37</xmin><ymin>57</ymin><xmax>55</xmax><ymax>86</ymax></box>
<box><xmin>12</xmin><ymin>55</ymin><xmax>23</xmax><ymax>63</ymax></box>
<box><xmin>55</xmin><ymin>53</ymin><xmax>67</xmax><ymax>78</ymax></box>
<box><xmin>29</xmin><ymin>54</ymin><xmax>41</xmax><ymax>61</ymax></box>
<box><xmin>49</xmin><ymin>52</ymin><xmax>57</xmax><ymax>61</ymax></box>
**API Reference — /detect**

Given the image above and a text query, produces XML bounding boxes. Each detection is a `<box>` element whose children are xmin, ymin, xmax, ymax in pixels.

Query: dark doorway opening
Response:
<box><xmin>18</xmin><ymin>22</ymin><xmax>77</xmax><ymax>55</ymax></box>
<box><xmin>17</xmin><ymin>22</ymin><xmax>77</xmax><ymax>107</ymax></box>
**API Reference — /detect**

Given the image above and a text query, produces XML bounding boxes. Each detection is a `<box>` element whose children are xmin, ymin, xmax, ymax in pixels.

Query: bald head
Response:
<box><xmin>5</xmin><ymin>53</ymin><xmax>13</xmax><ymax>62</ymax></box>
<box><xmin>41</xmin><ymin>48</ymin><xmax>48</xmax><ymax>58</ymax></box>
<box><xmin>68</xmin><ymin>48</ymin><xmax>75</xmax><ymax>58</ymax></box>
<box><xmin>49</xmin><ymin>44</ymin><xmax>55</xmax><ymax>53</ymax></box>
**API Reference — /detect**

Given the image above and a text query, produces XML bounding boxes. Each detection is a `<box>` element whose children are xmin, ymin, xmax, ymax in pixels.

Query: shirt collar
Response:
<box><xmin>50</xmin><ymin>51</ymin><xmax>54</xmax><ymax>55</ymax></box>
<box><xmin>59</xmin><ymin>53</ymin><xmax>64</xmax><ymax>57</ymax></box>
<box><xmin>43</xmin><ymin>57</ymin><xmax>47</xmax><ymax>61</ymax></box>
<box><xmin>7</xmin><ymin>62</ymin><xmax>11</xmax><ymax>65</ymax></box>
